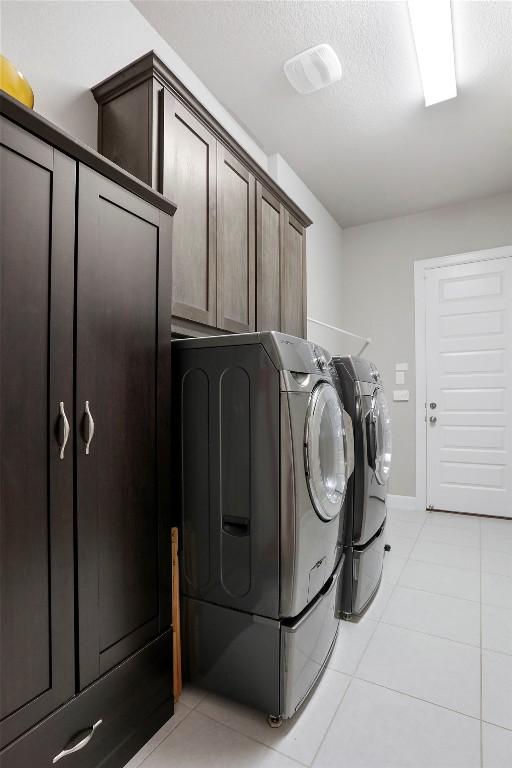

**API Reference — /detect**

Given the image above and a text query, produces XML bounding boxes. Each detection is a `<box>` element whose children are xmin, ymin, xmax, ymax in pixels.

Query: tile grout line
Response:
<box><xmin>307</xmin><ymin>675</ymin><xmax>356</xmax><ymax>767</ymax></box>
<box><xmin>308</xmin><ymin>509</ymin><xmax>442</xmax><ymax>766</ymax></box>
<box><xmin>406</xmin><ymin>554</ymin><xmax>481</xmax><ymax>575</ymax></box>
<box><xmin>383</xmin><ymin>514</ymin><xmax>486</xmax><ymax>649</ymax></box>
<box><xmin>383</xmin><ymin>507</ymin><xmax>429</xmax><ymax>609</ymax></box>
<box><xmin>350</xmin><ymin>512</ymin><xmax>484</xmax><ymax>725</ymax></box>
<box><xmin>304</xmin><ymin>507</ymin><xmax>418</xmax><ymax>768</ymax></box>
<box><xmin>408</xmin><ymin>553</ymin><xmax>482</xmax><ymax>574</ymax></box>
<box><xmin>389</xmin><ymin>581</ymin><xmax>481</xmax><ymax>605</ymax></box>
<box><xmin>378</xmin><ymin>617</ymin><xmax>482</xmax><ymax>650</ymax></box>
<box><xmin>189</xmin><ymin>707</ymin><xmax>309</xmax><ymax>768</ymax></box>
<box><xmin>479</xmin><ymin>645</ymin><xmax>512</xmax><ymax>659</ymax></box>
<box><xmin>417</xmin><ymin>536</ymin><xmax>483</xmax><ymax>551</ymax></box>
<box><xmin>132</xmin><ymin>705</ymin><xmax>195</xmax><ymax>768</ymax></box>
<box><xmin>351</xmin><ymin>674</ymin><xmax>482</xmax><ymax>723</ymax></box>
<box><xmin>481</xmin><ymin>718</ymin><xmax>512</xmax><ymax>734</ymax></box>
<box><xmin>134</xmin><ymin>510</ymin><xmax>510</xmax><ymax>767</ymax></box>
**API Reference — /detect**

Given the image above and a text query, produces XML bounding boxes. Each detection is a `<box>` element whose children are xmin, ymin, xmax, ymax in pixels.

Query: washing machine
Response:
<box><xmin>331</xmin><ymin>357</ymin><xmax>392</xmax><ymax>619</ymax></box>
<box><xmin>172</xmin><ymin>332</ymin><xmax>349</xmax><ymax>722</ymax></box>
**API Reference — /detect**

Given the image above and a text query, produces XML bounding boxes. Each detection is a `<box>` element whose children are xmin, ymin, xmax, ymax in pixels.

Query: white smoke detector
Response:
<box><xmin>284</xmin><ymin>44</ymin><xmax>342</xmax><ymax>95</ymax></box>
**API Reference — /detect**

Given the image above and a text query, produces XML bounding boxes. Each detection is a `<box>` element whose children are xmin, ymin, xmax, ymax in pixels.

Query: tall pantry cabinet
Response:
<box><xmin>0</xmin><ymin>93</ymin><xmax>175</xmax><ymax>768</ymax></box>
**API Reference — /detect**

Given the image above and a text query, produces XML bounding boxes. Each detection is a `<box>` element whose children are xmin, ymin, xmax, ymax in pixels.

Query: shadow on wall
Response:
<box><xmin>37</xmin><ymin>83</ymin><xmax>98</xmax><ymax>149</ymax></box>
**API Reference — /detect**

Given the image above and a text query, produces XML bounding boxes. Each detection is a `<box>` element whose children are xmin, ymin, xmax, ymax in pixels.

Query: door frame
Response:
<box><xmin>414</xmin><ymin>245</ymin><xmax>512</xmax><ymax>511</ymax></box>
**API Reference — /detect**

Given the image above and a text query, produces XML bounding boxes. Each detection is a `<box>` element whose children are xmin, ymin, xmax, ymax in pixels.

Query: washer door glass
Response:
<box><xmin>369</xmin><ymin>389</ymin><xmax>392</xmax><ymax>485</ymax></box>
<box><xmin>305</xmin><ymin>383</ymin><xmax>346</xmax><ymax>521</ymax></box>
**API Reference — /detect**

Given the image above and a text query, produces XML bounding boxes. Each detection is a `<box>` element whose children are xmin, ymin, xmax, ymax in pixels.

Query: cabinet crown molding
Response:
<box><xmin>92</xmin><ymin>50</ymin><xmax>312</xmax><ymax>229</ymax></box>
<box><xmin>0</xmin><ymin>91</ymin><xmax>177</xmax><ymax>217</ymax></box>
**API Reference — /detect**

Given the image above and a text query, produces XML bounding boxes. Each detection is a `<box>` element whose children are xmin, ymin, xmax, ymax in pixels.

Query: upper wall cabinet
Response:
<box><xmin>217</xmin><ymin>146</ymin><xmax>255</xmax><ymax>333</ymax></box>
<box><xmin>282</xmin><ymin>211</ymin><xmax>307</xmax><ymax>339</ymax></box>
<box><xmin>256</xmin><ymin>183</ymin><xmax>283</xmax><ymax>333</ymax></box>
<box><xmin>93</xmin><ymin>51</ymin><xmax>312</xmax><ymax>338</ymax></box>
<box><xmin>160</xmin><ymin>91</ymin><xmax>217</xmax><ymax>326</ymax></box>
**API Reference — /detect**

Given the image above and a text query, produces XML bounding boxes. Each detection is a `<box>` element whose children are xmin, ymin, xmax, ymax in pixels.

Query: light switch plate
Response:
<box><xmin>395</xmin><ymin>371</ymin><xmax>405</xmax><ymax>385</ymax></box>
<box><xmin>393</xmin><ymin>389</ymin><xmax>409</xmax><ymax>401</ymax></box>
<box><xmin>395</xmin><ymin>362</ymin><xmax>409</xmax><ymax>371</ymax></box>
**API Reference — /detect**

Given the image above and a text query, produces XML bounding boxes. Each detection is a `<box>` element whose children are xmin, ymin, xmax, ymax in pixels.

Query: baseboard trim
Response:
<box><xmin>387</xmin><ymin>494</ymin><xmax>419</xmax><ymax>511</ymax></box>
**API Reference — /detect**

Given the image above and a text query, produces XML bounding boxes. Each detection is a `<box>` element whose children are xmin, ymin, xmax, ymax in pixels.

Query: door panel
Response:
<box><xmin>161</xmin><ymin>90</ymin><xmax>217</xmax><ymax>326</ymax></box>
<box><xmin>0</xmin><ymin>119</ymin><xmax>75</xmax><ymax>747</ymax></box>
<box><xmin>281</xmin><ymin>557</ymin><xmax>342</xmax><ymax>718</ymax></box>
<box><xmin>256</xmin><ymin>183</ymin><xmax>283</xmax><ymax>331</ymax></box>
<box><xmin>217</xmin><ymin>146</ymin><xmax>255</xmax><ymax>332</ymax></box>
<box><xmin>76</xmin><ymin>165</ymin><xmax>172</xmax><ymax>689</ymax></box>
<box><xmin>281</xmin><ymin>211</ymin><xmax>306</xmax><ymax>338</ymax></box>
<box><xmin>426</xmin><ymin>256</ymin><xmax>512</xmax><ymax>517</ymax></box>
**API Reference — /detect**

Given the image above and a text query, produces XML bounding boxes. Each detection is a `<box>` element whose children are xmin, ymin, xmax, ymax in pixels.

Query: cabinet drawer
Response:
<box><xmin>281</xmin><ymin>556</ymin><xmax>342</xmax><ymax>718</ymax></box>
<box><xmin>0</xmin><ymin>632</ymin><xmax>172</xmax><ymax>768</ymax></box>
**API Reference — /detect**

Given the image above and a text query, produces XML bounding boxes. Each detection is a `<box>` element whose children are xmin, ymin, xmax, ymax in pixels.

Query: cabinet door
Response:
<box><xmin>217</xmin><ymin>146</ymin><xmax>255</xmax><ymax>333</ymax></box>
<box><xmin>76</xmin><ymin>165</ymin><xmax>172</xmax><ymax>690</ymax></box>
<box><xmin>161</xmin><ymin>90</ymin><xmax>217</xmax><ymax>326</ymax></box>
<box><xmin>281</xmin><ymin>210</ymin><xmax>306</xmax><ymax>338</ymax></box>
<box><xmin>0</xmin><ymin>119</ymin><xmax>75</xmax><ymax>747</ymax></box>
<box><xmin>256</xmin><ymin>183</ymin><xmax>283</xmax><ymax>332</ymax></box>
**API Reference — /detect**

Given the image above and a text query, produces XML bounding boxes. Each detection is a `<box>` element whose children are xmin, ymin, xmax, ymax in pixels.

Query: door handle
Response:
<box><xmin>83</xmin><ymin>400</ymin><xmax>95</xmax><ymax>455</ymax></box>
<box><xmin>58</xmin><ymin>401</ymin><xmax>70</xmax><ymax>460</ymax></box>
<box><xmin>429</xmin><ymin>416</ymin><xmax>437</xmax><ymax>424</ymax></box>
<box><xmin>53</xmin><ymin>719</ymin><xmax>102</xmax><ymax>763</ymax></box>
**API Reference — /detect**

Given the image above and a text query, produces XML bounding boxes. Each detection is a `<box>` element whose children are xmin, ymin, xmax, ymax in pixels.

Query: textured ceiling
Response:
<box><xmin>133</xmin><ymin>0</ymin><xmax>512</xmax><ymax>227</ymax></box>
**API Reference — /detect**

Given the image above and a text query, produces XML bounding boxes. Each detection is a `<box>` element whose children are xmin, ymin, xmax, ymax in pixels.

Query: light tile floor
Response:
<box><xmin>124</xmin><ymin>508</ymin><xmax>512</xmax><ymax>768</ymax></box>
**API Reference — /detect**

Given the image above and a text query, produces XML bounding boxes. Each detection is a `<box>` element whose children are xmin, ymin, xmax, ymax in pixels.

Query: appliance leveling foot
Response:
<box><xmin>267</xmin><ymin>715</ymin><xmax>283</xmax><ymax>728</ymax></box>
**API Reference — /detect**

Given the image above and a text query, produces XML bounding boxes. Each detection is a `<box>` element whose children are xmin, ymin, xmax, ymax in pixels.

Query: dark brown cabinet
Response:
<box><xmin>217</xmin><ymin>146</ymin><xmax>255</xmax><ymax>332</ymax></box>
<box><xmin>93</xmin><ymin>52</ymin><xmax>312</xmax><ymax>338</ymax></box>
<box><xmin>282</xmin><ymin>211</ymin><xmax>307</xmax><ymax>339</ymax></box>
<box><xmin>160</xmin><ymin>91</ymin><xmax>217</xmax><ymax>326</ymax></box>
<box><xmin>0</xmin><ymin>113</ymin><xmax>75</xmax><ymax>751</ymax></box>
<box><xmin>75</xmin><ymin>166</ymin><xmax>172</xmax><ymax>689</ymax></box>
<box><xmin>256</xmin><ymin>183</ymin><xmax>284</xmax><ymax>332</ymax></box>
<box><xmin>1</xmin><ymin>94</ymin><xmax>175</xmax><ymax>768</ymax></box>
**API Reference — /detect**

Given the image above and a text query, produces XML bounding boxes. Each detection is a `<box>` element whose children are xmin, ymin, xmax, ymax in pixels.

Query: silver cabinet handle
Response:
<box><xmin>53</xmin><ymin>719</ymin><xmax>102</xmax><ymax>763</ymax></box>
<box><xmin>84</xmin><ymin>400</ymin><xmax>95</xmax><ymax>455</ymax></box>
<box><xmin>58</xmin><ymin>402</ymin><xmax>70</xmax><ymax>460</ymax></box>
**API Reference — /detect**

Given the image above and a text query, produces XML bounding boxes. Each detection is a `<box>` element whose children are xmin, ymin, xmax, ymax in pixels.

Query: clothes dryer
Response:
<box><xmin>331</xmin><ymin>357</ymin><xmax>392</xmax><ymax>618</ymax></box>
<box><xmin>173</xmin><ymin>332</ymin><xmax>349</xmax><ymax>722</ymax></box>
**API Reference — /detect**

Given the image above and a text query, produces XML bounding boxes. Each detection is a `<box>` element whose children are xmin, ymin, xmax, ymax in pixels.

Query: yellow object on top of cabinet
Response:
<box><xmin>0</xmin><ymin>55</ymin><xmax>34</xmax><ymax>108</ymax></box>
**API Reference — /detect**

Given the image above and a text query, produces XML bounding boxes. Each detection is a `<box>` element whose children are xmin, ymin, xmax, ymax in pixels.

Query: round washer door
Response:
<box><xmin>368</xmin><ymin>388</ymin><xmax>392</xmax><ymax>485</ymax></box>
<box><xmin>304</xmin><ymin>382</ymin><xmax>346</xmax><ymax>521</ymax></box>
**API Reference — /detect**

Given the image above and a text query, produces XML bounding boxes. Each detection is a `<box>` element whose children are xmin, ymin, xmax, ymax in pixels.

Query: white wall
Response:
<box><xmin>268</xmin><ymin>154</ymin><xmax>345</xmax><ymax>351</ymax></box>
<box><xmin>1</xmin><ymin>0</ymin><xmax>268</xmax><ymax>167</ymax></box>
<box><xmin>13</xmin><ymin>0</ymin><xmax>506</xmax><ymax>501</ymax></box>
<box><xmin>341</xmin><ymin>192</ymin><xmax>512</xmax><ymax>497</ymax></box>
<box><xmin>2</xmin><ymin>1</ymin><xmax>345</xmax><ymax>349</ymax></box>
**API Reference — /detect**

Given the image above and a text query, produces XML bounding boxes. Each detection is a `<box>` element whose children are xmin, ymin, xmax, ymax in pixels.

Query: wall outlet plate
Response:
<box><xmin>393</xmin><ymin>389</ymin><xmax>410</xmax><ymax>401</ymax></box>
<box><xmin>395</xmin><ymin>371</ymin><xmax>405</xmax><ymax>385</ymax></box>
<box><xmin>395</xmin><ymin>362</ymin><xmax>409</xmax><ymax>371</ymax></box>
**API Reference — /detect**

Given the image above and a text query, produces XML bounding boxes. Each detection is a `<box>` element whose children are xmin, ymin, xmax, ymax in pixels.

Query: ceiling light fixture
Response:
<box><xmin>284</xmin><ymin>44</ymin><xmax>342</xmax><ymax>95</ymax></box>
<box><xmin>407</xmin><ymin>0</ymin><xmax>457</xmax><ymax>107</ymax></box>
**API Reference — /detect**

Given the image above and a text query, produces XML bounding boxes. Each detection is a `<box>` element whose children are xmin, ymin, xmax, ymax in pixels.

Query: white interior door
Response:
<box><xmin>425</xmin><ymin>256</ymin><xmax>512</xmax><ymax>517</ymax></box>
